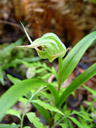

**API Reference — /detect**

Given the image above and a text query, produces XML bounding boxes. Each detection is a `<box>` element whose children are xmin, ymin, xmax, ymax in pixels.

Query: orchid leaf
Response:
<box><xmin>57</xmin><ymin>63</ymin><xmax>96</xmax><ymax>107</ymax></box>
<box><xmin>61</xmin><ymin>31</ymin><xmax>96</xmax><ymax>83</ymax></box>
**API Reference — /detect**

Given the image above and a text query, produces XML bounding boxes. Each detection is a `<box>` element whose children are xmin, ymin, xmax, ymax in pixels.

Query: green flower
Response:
<box><xmin>20</xmin><ymin>23</ymin><xmax>66</xmax><ymax>62</ymax></box>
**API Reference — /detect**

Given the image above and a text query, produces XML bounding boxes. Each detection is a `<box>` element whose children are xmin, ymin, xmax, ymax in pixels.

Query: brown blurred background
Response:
<box><xmin>0</xmin><ymin>0</ymin><xmax>96</xmax><ymax>46</ymax></box>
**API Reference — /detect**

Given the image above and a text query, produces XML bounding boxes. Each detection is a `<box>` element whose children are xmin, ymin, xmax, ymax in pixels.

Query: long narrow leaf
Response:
<box><xmin>0</xmin><ymin>67</ymin><xmax>4</xmax><ymax>85</ymax></box>
<box><xmin>0</xmin><ymin>39</ymin><xmax>23</xmax><ymax>61</ymax></box>
<box><xmin>61</xmin><ymin>31</ymin><xmax>96</xmax><ymax>83</ymax></box>
<box><xmin>57</xmin><ymin>63</ymin><xmax>96</xmax><ymax>107</ymax></box>
<box><xmin>7</xmin><ymin>74</ymin><xmax>21</xmax><ymax>84</ymax></box>
<box><xmin>0</xmin><ymin>79</ymin><xmax>48</xmax><ymax>121</ymax></box>
<box><xmin>0</xmin><ymin>124</ymin><xmax>20</xmax><ymax>128</ymax></box>
<box><xmin>47</xmin><ymin>84</ymin><xmax>59</xmax><ymax>104</ymax></box>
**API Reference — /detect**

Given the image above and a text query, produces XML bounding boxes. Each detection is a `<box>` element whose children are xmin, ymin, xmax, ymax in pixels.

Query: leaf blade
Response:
<box><xmin>32</xmin><ymin>99</ymin><xmax>64</xmax><ymax>115</ymax></box>
<box><xmin>33</xmin><ymin>102</ymin><xmax>51</xmax><ymax>124</ymax></box>
<box><xmin>0</xmin><ymin>124</ymin><xmax>20</xmax><ymax>128</ymax></box>
<box><xmin>57</xmin><ymin>63</ymin><xmax>96</xmax><ymax>107</ymax></box>
<box><xmin>61</xmin><ymin>31</ymin><xmax>96</xmax><ymax>83</ymax></box>
<box><xmin>0</xmin><ymin>67</ymin><xmax>4</xmax><ymax>85</ymax></box>
<box><xmin>26</xmin><ymin>112</ymin><xmax>46</xmax><ymax>128</ymax></box>
<box><xmin>69</xmin><ymin>117</ymin><xmax>83</xmax><ymax>128</ymax></box>
<box><xmin>0</xmin><ymin>79</ymin><xmax>47</xmax><ymax>121</ymax></box>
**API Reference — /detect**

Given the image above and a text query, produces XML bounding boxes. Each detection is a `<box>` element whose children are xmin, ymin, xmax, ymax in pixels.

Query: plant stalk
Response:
<box><xmin>49</xmin><ymin>112</ymin><xmax>55</xmax><ymax>128</ymax></box>
<box><xmin>21</xmin><ymin>95</ymin><xmax>33</xmax><ymax>128</ymax></box>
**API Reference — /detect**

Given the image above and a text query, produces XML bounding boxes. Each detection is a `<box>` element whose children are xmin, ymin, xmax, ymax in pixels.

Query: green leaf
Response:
<box><xmin>61</xmin><ymin>31</ymin><xmax>96</xmax><ymax>83</ymax></box>
<box><xmin>0</xmin><ymin>78</ymin><xmax>49</xmax><ymax>121</ymax></box>
<box><xmin>0</xmin><ymin>38</ymin><xmax>23</xmax><ymax>61</ymax></box>
<box><xmin>33</xmin><ymin>102</ymin><xmax>51</xmax><ymax>124</ymax></box>
<box><xmin>41</xmin><ymin>73</ymin><xmax>51</xmax><ymax>80</ymax></box>
<box><xmin>6</xmin><ymin>109</ymin><xmax>21</xmax><ymax>119</ymax></box>
<box><xmin>20</xmin><ymin>23</ymin><xmax>66</xmax><ymax>62</ymax></box>
<box><xmin>78</xmin><ymin>117</ymin><xmax>91</xmax><ymax>128</ymax></box>
<box><xmin>19</xmin><ymin>97</ymin><xmax>28</xmax><ymax>105</ymax></box>
<box><xmin>69</xmin><ymin>117</ymin><xmax>83</xmax><ymax>128</ymax></box>
<box><xmin>67</xmin><ymin>119</ymin><xmax>74</xmax><ymax>128</ymax></box>
<box><xmin>71</xmin><ymin>110</ymin><xmax>92</xmax><ymax>121</ymax></box>
<box><xmin>0</xmin><ymin>67</ymin><xmax>4</xmax><ymax>85</ymax></box>
<box><xmin>24</xmin><ymin>126</ymin><xmax>31</xmax><ymax>128</ymax></box>
<box><xmin>26</xmin><ymin>112</ymin><xmax>46</xmax><ymax>128</ymax></box>
<box><xmin>0</xmin><ymin>124</ymin><xmax>20</xmax><ymax>128</ymax></box>
<box><xmin>7</xmin><ymin>74</ymin><xmax>21</xmax><ymax>84</ymax></box>
<box><xmin>83</xmin><ymin>85</ymin><xmax>96</xmax><ymax>96</ymax></box>
<box><xmin>32</xmin><ymin>99</ymin><xmax>64</xmax><ymax>115</ymax></box>
<box><xmin>39</xmin><ymin>91</ymin><xmax>52</xmax><ymax>102</ymax></box>
<box><xmin>60</xmin><ymin>124</ymin><xmax>68</xmax><ymax>128</ymax></box>
<box><xmin>46</xmin><ymin>84</ymin><xmax>59</xmax><ymax>104</ymax></box>
<box><xmin>57</xmin><ymin>63</ymin><xmax>96</xmax><ymax>107</ymax></box>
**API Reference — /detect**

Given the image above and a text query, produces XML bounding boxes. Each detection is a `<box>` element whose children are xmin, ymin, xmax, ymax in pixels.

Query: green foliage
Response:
<box><xmin>92</xmin><ymin>0</ymin><xmax>96</xmax><ymax>4</ymax></box>
<box><xmin>26</xmin><ymin>112</ymin><xmax>45</xmax><ymax>128</ymax></box>
<box><xmin>0</xmin><ymin>67</ymin><xmax>4</xmax><ymax>85</ymax></box>
<box><xmin>0</xmin><ymin>79</ymin><xmax>48</xmax><ymax>120</ymax></box>
<box><xmin>60</xmin><ymin>31</ymin><xmax>96</xmax><ymax>83</ymax></box>
<box><xmin>7</xmin><ymin>74</ymin><xmax>21</xmax><ymax>84</ymax></box>
<box><xmin>69</xmin><ymin>117</ymin><xmax>83</xmax><ymax>128</ymax></box>
<box><xmin>57</xmin><ymin>63</ymin><xmax>96</xmax><ymax>107</ymax></box>
<box><xmin>24</xmin><ymin>126</ymin><xmax>31</xmax><ymax>128</ymax></box>
<box><xmin>84</xmin><ymin>85</ymin><xmax>96</xmax><ymax>97</ymax></box>
<box><xmin>84</xmin><ymin>0</ymin><xmax>96</xmax><ymax>4</ymax></box>
<box><xmin>6</xmin><ymin>109</ymin><xmax>21</xmax><ymax>119</ymax></box>
<box><xmin>0</xmin><ymin>39</ymin><xmax>23</xmax><ymax>62</ymax></box>
<box><xmin>20</xmin><ymin>23</ymin><xmax>66</xmax><ymax>62</ymax></box>
<box><xmin>0</xmin><ymin>30</ymin><xmax>96</xmax><ymax>127</ymax></box>
<box><xmin>33</xmin><ymin>102</ymin><xmax>51</xmax><ymax>124</ymax></box>
<box><xmin>0</xmin><ymin>124</ymin><xmax>20</xmax><ymax>128</ymax></box>
<box><xmin>83</xmin><ymin>85</ymin><xmax>96</xmax><ymax>122</ymax></box>
<box><xmin>76</xmin><ymin>105</ymin><xmax>96</xmax><ymax>128</ymax></box>
<box><xmin>0</xmin><ymin>39</ymin><xmax>23</xmax><ymax>85</ymax></box>
<box><xmin>0</xmin><ymin>38</ymin><xmax>38</xmax><ymax>85</ymax></box>
<box><xmin>32</xmin><ymin>99</ymin><xmax>64</xmax><ymax>115</ymax></box>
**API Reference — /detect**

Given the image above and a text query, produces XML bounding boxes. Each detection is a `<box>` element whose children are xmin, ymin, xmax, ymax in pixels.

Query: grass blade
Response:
<box><xmin>61</xmin><ymin>31</ymin><xmax>96</xmax><ymax>83</ymax></box>
<box><xmin>57</xmin><ymin>63</ymin><xmax>96</xmax><ymax>107</ymax></box>
<box><xmin>0</xmin><ymin>67</ymin><xmax>4</xmax><ymax>85</ymax></box>
<box><xmin>47</xmin><ymin>84</ymin><xmax>59</xmax><ymax>104</ymax></box>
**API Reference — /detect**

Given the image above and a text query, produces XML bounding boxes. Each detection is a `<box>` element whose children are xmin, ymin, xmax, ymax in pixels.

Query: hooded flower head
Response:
<box><xmin>20</xmin><ymin>23</ymin><xmax>66</xmax><ymax>62</ymax></box>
